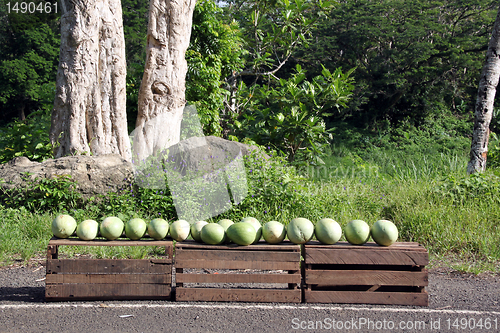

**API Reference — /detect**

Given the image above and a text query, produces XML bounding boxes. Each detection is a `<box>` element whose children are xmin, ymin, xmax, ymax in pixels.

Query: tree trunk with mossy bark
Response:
<box><xmin>132</xmin><ymin>0</ymin><xmax>196</xmax><ymax>163</ymax></box>
<box><xmin>468</xmin><ymin>6</ymin><xmax>500</xmax><ymax>174</ymax></box>
<box><xmin>50</xmin><ymin>0</ymin><xmax>131</xmax><ymax>161</ymax></box>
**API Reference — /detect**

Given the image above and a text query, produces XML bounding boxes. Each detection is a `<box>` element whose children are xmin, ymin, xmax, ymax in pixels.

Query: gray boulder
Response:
<box><xmin>0</xmin><ymin>154</ymin><xmax>134</xmax><ymax>198</ymax></box>
<box><xmin>0</xmin><ymin>136</ymin><xmax>263</xmax><ymax>199</ymax></box>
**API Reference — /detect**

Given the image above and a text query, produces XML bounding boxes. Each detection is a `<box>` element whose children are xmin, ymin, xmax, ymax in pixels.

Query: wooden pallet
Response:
<box><xmin>175</xmin><ymin>240</ymin><xmax>302</xmax><ymax>303</ymax></box>
<box><xmin>303</xmin><ymin>241</ymin><xmax>429</xmax><ymax>306</ymax></box>
<box><xmin>45</xmin><ymin>237</ymin><xmax>173</xmax><ymax>301</ymax></box>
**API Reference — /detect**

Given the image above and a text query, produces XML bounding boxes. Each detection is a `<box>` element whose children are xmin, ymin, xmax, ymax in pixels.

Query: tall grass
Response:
<box><xmin>0</xmin><ymin>146</ymin><xmax>499</xmax><ymax>273</ymax></box>
<box><xmin>301</xmin><ymin>147</ymin><xmax>500</xmax><ymax>273</ymax></box>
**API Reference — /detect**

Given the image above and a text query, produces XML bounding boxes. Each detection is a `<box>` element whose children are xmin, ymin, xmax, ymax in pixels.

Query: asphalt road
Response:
<box><xmin>0</xmin><ymin>264</ymin><xmax>499</xmax><ymax>333</ymax></box>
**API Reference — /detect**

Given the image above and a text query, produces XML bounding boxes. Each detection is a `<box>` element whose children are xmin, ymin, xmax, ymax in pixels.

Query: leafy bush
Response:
<box><xmin>232</xmin><ymin>64</ymin><xmax>355</xmax><ymax>164</ymax></box>
<box><xmin>186</xmin><ymin>0</ymin><xmax>245</xmax><ymax>136</ymax></box>
<box><xmin>0</xmin><ymin>174</ymin><xmax>83</xmax><ymax>212</ymax></box>
<box><xmin>489</xmin><ymin>108</ymin><xmax>500</xmax><ymax>168</ymax></box>
<box><xmin>433</xmin><ymin>171</ymin><xmax>500</xmax><ymax>204</ymax></box>
<box><xmin>0</xmin><ymin>108</ymin><xmax>54</xmax><ymax>163</ymax></box>
<box><xmin>488</xmin><ymin>132</ymin><xmax>500</xmax><ymax>169</ymax></box>
<box><xmin>94</xmin><ymin>185</ymin><xmax>177</xmax><ymax>222</ymax></box>
<box><xmin>214</xmin><ymin>146</ymin><xmax>309</xmax><ymax>221</ymax></box>
<box><xmin>329</xmin><ymin>110</ymin><xmax>472</xmax><ymax>166</ymax></box>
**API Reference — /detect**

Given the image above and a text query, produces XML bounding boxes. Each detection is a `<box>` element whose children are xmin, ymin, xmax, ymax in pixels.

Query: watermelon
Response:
<box><xmin>218</xmin><ymin>219</ymin><xmax>234</xmax><ymax>243</ymax></box>
<box><xmin>125</xmin><ymin>218</ymin><xmax>147</xmax><ymax>240</ymax></box>
<box><xmin>51</xmin><ymin>214</ymin><xmax>77</xmax><ymax>239</ymax></box>
<box><xmin>315</xmin><ymin>218</ymin><xmax>342</xmax><ymax>245</ymax></box>
<box><xmin>170</xmin><ymin>220</ymin><xmax>191</xmax><ymax>241</ymax></box>
<box><xmin>148</xmin><ymin>218</ymin><xmax>169</xmax><ymax>240</ymax></box>
<box><xmin>191</xmin><ymin>220</ymin><xmax>208</xmax><ymax>242</ymax></box>
<box><xmin>371</xmin><ymin>219</ymin><xmax>398</xmax><ymax>246</ymax></box>
<box><xmin>218</xmin><ymin>219</ymin><xmax>234</xmax><ymax>231</ymax></box>
<box><xmin>287</xmin><ymin>218</ymin><xmax>314</xmax><ymax>244</ymax></box>
<box><xmin>226</xmin><ymin>222</ymin><xmax>256</xmax><ymax>246</ymax></box>
<box><xmin>76</xmin><ymin>219</ymin><xmax>99</xmax><ymax>241</ymax></box>
<box><xmin>345</xmin><ymin>219</ymin><xmax>370</xmax><ymax>245</ymax></box>
<box><xmin>262</xmin><ymin>221</ymin><xmax>286</xmax><ymax>244</ymax></box>
<box><xmin>240</xmin><ymin>217</ymin><xmax>261</xmax><ymax>243</ymax></box>
<box><xmin>201</xmin><ymin>223</ymin><xmax>226</xmax><ymax>245</ymax></box>
<box><xmin>100</xmin><ymin>216</ymin><xmax>124</xmax><ymax>240</ymax></box>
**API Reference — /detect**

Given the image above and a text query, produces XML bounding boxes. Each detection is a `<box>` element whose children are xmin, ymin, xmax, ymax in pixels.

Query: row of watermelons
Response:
<box><xmin>52</xmin><ymin>215</ymin><xmax>399</xmax><ymax>246</ymax></box>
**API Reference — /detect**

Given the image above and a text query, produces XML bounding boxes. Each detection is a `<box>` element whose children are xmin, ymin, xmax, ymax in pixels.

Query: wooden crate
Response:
<box><xmin>175</xmin><ymin>241</ymin><xmax>302</xmax><ymax>303</ymax></box>
<box><xmin>45</xmin><ymin>237</ymin><xmax>173</xmax><ymax>301</ymax></box>
<box><xmin>303</xmin><ymin>241</ymin><xmax>429</xmax><ymax>306</ymax></box>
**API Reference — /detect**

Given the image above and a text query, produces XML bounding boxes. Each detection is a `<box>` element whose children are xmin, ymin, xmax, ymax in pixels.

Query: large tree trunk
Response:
<box><xmin>468</xmin><ymin>6</ymin><xmax>500</xmax><ymax>174</ymax></box>
<box><xmin>132</xmin><ymin>0</ymin><xmax>196</xmax><ymax>163</ymax></box>
<box><xmin>50</xmin><ymin>0</ymin><xmax>131</xmax><ymax>161</ymax></box>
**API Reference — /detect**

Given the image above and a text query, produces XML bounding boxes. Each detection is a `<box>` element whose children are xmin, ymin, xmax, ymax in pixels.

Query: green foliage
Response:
<box><xmin>185</xmin><ymin>0</ymin><xmax>245</xmax><ymax>136</ymax></box>
<box><xmin>297</xmin><ymin>0</ymin><xmax>497</xmax><ymax>127</ymax></box>
<box><xmin>0</xmin><ymin>142</ymin><xmax>499</xmax><ymax>272</ymax></box>
<box><xmin>223</xmin><ymin>0</ymin><xmax>335</xmax><ymax>77</ymax></box>
<box><xmin>96</xmin><ymin>185</ymin><xmax>177</xmax><ymax>222</ymax></box>
<box><xmin>0</xmin><ymin>6</ymin><xmax>60</xmax><ymax>122</ymax></box>
<box><xmin>233</xmin><ymin>64</ymin><xmax>355</xmax><ymax>163</ymax></box>
<box><xmin>219</xmin><ymin>0</ymin><xmax>338</xmax><ymax>135</ymax></box>
<box><xmin>122</xmin><ymin>0</ymin><xmax>148</xmax><ymax>132</ymax></box>
<box><xmin>330</xmin><ymin>110</ymin><xmax>472</xmax><ymax>161</ymax></box>
<box><xmin>0</xmin><ymin>174</ymin><xmax>83</xmax><ymax>212</ymax></box>
<box><xmin>0</xmin><ymin>108</ymin><xmax>54</xmax><ymax>163</ymax></box>
<box><xmin>433</xmin><ymin>171</ymin><xmax>500</xmax><ymax>204</ymax></box>
<box><xmin>488</xmin><ymin>109</ymin><xmax>500</xmax><ymax>169</ymax></box>
<box><xmin>215</xmin><ymin>147</ymin><xmax>310</xmax><ymax>221</ymax></box>
<box><xmin>488</xmin><ymin>131</ymin><xmax>500</xmax><ymax>168</ymax></box>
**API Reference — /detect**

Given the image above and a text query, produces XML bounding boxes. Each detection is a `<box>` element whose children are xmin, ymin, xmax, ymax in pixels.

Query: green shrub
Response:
<box><xmin>488</xmin><ymin>132</ymin><xmax>500</xmax><ymax>169</ymax></box>
<box><xmin>433</xmin><ymin>171</ymin><xmax>500</xmax><ymax>204</ymax></box>
<box><xmin>0</xmin><ymin>173</ymin><xmax>83</xmax><ymax>212</ymax></box>
<box><xmin>0</xmin><ymin>109</ymin><xmax>54</xmax><ymax>163</ymax></box>
<box><xmin>233</xmin><ymin>65</ymin><xmax>355</xmax><ymax>164</ymax></box>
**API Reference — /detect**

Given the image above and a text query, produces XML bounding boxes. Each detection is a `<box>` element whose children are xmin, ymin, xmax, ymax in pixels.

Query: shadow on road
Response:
<box><xmin>0</xmin><ymin>286</ymin><xmax>45</xmax><ymax>302</ymax></box>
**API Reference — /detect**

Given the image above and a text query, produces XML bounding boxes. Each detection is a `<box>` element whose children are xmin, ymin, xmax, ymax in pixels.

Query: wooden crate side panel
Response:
<box><xmin>176</xmin><ymin>287</ymin><xmax>301</xmax><ymax>303</ymax></box>
<box><xmin>306</xmin><ymin>241</ymin><xmax>425</xmax><ymax>250</ymax></box>
<box><xmin>304</xmin><ymin>290</ymin><xmax>428</xmax><ymax>306</ymax></box>
<box><xmin>175</xmin><ymin>241</ymin><xmax>300</xmax><ymax>252</ymax></box>
<box><xmin>175</xmin><ymin>250</ymin><xmax>300</xmax><ymax>262</ymax></box>
<box><xmin>46</xmin><ymin>273</ymin><xmax>171</xmax><ymax>284</ymax></box>
<box><xmin>49</xmin><ymin>238</ymin><xmax>173</xmax><ymax>247</ymax></box>
<box><xmin>305</xmin><ymin>248</ymin><xmax>428</xmax><ymax>266</ymax></box>
<box><xmin>46</xmin><ymin>259</ymin><xmax>171</xmax><ymax>274</ymax></box>
<box><xmin>176</xmin><ymin>273</ymin><xmax>300</xmax><ymax>284</ymax></box>
<box><xmin>305</xmin><ymin>270</ymin><xmax>428</xmax><ymax>286</ymax></box>
<box><xmin>175</xmin><ymin>259</ymin><xmax>299</xmax><ymax>270</ymax></box>
<box><xmin>45</xmin><ymin>284</ymin><xmax>171</xmax><ymax>300</ymax></box>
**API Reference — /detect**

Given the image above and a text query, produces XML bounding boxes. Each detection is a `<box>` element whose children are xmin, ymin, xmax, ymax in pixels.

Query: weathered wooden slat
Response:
<box><xmin>176</xmin><ymin>240</ymin><xmax>300</xmax><ymax>252</ymax></box>
<box><xmin>175</xmin><ymin>249</ymin><xmax>300</xmax><ymax>262</ymax></box>
<box><xmin>176</xmin><ymin>273</ymin><xmax>300</xmax><ymax>284</ymax></box>
<box><xmin>46</xmin><ymin>273</ymin><xmax>171</xmax><ymax>284</ymax></box>
<box><xmin>48</xmin><ymin>237</ymin><xmax>173</xmax><ymax>247</ymax></box>
<box><xmin>306</xmin><ymin>241</ymin><xmax>426</xmax><ymax>251</ymax></box>
<box><xmin>46</xmin><ymin>259</ymin><xmax>171</xmax><ymax>274</ymax></box>
<box><xmin>176</xmin><ymin>288</ymin><xmax>301</xmax><ymax>303</ymax></box>
<box><xmin>45</xmin><ymin>284</ymin><xmax>171</xmax><ymax>300</ymax></box>
<box><xmin>304</xmin><ymin>290</ymin><xmax>428</xmax><ymax>306</ymax></box>
<box><xmin>175</xmin><ymin>259</ymin><xmax>299</xmax><ymax>270</ymax></box>
<box><xmin>304</xmin><ymin>248</ymin><xmax>429</xmax><ymax>266</ymax></box>
<box><xmin>47</xmin><ymin>245</ymin><xmax>58</xmax><ymax>260</ymax></box>
<box><xmin>305</xmin><ymin>270</ymin><xmax>428</xmax><ymax>286</ymax></box>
